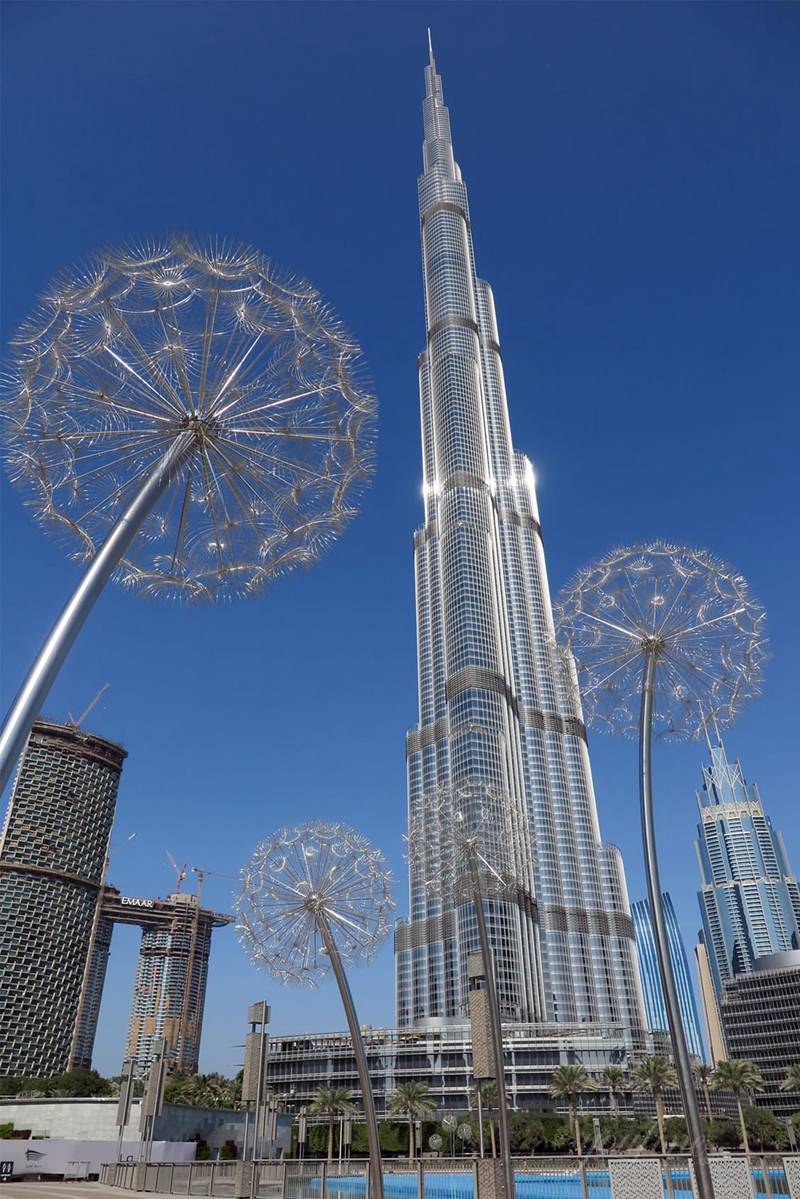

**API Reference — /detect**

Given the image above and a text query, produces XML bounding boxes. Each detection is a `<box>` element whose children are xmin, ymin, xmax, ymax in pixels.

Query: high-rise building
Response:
<box><xmin>396</xmin><ymin>43</ymin><xmax>645</xmax><ymax>1036</ymax></box>
<box><xmin>721</xmin><ymin>950</ymin><xmax>800</xmax><ymax>1117</ymax></box>
<box><xmin>0</xmin><ymin>720</ymin><xmax>126</xmax><ymax>1077</ymax></box>
<box><xmin>632</xmin><ymin>893</ymin><xmax>706</xmax><ymax>1061</ymax></box>
<box><xmin>694</xmin><ymin>939</ymin><xmax>727</xmax><ymax>1065</ymax></box>
<box><xmin>695</xmin><ymin>733</ymin><xmax>800</xmax><ymax>1000</ymax></box>
<box><xmin>97</xmin><ymin>888</ymin><xmax>233</xmax><ymax>1078</ymax></box>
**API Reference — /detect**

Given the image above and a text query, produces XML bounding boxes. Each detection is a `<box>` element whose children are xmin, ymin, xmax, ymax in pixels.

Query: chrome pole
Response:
<box><xmin>468</xmin><ymin>854</ymin><xmax>515</xmax><ymax>1199</ymax></box>
<box><xmin>639</xmin><ymin>650</ymin><xmax>714</xmax><ymax>1199</ymax></box>
<box><xmin>316</xmin><ymin>910</ymin><xmax>384</xmax><ymax>1199</ymax></box>
<box><xmin>0</xmin><ymin>432</ymin><xmax>194</xmax><ymax>793</ymax></box>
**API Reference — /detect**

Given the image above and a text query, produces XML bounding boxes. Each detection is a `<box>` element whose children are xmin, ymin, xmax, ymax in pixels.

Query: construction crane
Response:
<box><xmin>165</xmin><ymin>850</ymin><xmax>187</xmax><ymax>892</ymax></box>
<box><xmin>174</xmin><ymin>864</ymin><xmax>238</xmax><ymax>1074</ymax></box>
<box><xmin>67</xmin><ymin>683</ymin><xmax>111</xmax><ymax>729</ymax></box>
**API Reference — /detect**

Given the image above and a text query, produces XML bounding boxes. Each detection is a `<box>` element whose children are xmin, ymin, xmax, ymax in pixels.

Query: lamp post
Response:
<box><xmin>237</xmin><ymin>821</ymin><xmax>394</xmax><ymax>1199</ymax></box>
<box><xmin>555</xmin><ymin>541</ymin><xmax>767</xmax><ymax>1199</ymax></box>
<box><xmin>0</xmin><ymin>235</ymin><xmax>377</xmax><ymax>792</ymax></box>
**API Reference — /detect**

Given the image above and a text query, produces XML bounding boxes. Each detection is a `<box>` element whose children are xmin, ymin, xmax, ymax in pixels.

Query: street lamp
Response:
<box><xmin>237</xmin><ymin>821</ymin><xmax>394</xmax><ymax>1199</ymax></box>
<box><xmin>0</xmin><ymin>236</ymin><xmax>376</xmax><ymax>791</ymax></box>
<box><xmin>555</xmin><ymin>541</ymin><xmax>767</xmax><ymax>1199</ymax></box>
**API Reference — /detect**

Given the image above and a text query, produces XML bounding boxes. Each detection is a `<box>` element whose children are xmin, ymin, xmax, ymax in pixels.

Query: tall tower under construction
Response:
<box><xmin>396</xmin><ymin>44</ymin><xmax>645</xmax><ymax>1034</ymax></box>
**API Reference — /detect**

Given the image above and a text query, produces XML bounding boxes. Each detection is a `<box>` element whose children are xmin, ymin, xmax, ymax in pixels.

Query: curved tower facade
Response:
<box><xmin>396</xmin><ymin>45</ymin><xmax>645</xmax><ymax>1035</ymax></box>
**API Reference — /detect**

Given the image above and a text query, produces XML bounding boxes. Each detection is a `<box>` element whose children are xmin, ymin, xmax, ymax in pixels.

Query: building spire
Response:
<box><xmin>427</xmin><ymin>27</ymin><xmax>434</xmax><ymax>65</ymax></box>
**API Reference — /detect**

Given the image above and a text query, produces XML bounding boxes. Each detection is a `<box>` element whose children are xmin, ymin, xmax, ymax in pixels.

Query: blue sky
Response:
<box><xmin>2</xmin><ymin>1</ymin><xmax>798</xmax><ymax>1077</ymax></box>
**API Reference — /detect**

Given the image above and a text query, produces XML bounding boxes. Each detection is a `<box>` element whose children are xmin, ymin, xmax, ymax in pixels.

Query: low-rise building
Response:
<box><xmin>267</xmin><ymin>1022</ymin><xmax>659</xmax><ymax>1116</ymax></box>
<box><xmin>721</xmin><ymin>950</ymin><xmax>800</xmax><ymax>1117</ymax></box>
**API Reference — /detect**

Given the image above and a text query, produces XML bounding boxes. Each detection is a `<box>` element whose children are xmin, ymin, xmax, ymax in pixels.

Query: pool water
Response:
<box><xmin>316</xmin><ymin>1166</ymin><xmax>786</xmax><ymax>1199</ymax></box>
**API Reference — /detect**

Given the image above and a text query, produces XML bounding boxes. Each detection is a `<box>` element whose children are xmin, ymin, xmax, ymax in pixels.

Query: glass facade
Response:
<box><xmin>396</xmin><ymin>46</ymin><xmax>645</xmax><ymax>1037</ymax></box>
<box><xmin>632</xmin><ymin>892</ymin><xmax>706</xmax><ymax>1061</ymax></box>
<box><xmin>721</xmin><ymin>950</ymin><xmax>800</xmax><ymax>1118</ymax></box>
<box><xmin>0</xmin><ymin>720</ymin><xmax>126</xmax><ymax>1077</ymax></box>
<box><xmin>695</xmin><ymin>734</ymin><xmax>800</xmax><ymax>1000</ymax></box>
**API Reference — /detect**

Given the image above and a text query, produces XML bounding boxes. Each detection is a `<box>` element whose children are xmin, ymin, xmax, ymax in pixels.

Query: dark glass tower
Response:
<box><xmin>0</xmin><ymin>720</ymin><xmax>126</xmax><ymax>1076</ymax></box>
<box><xmin>396</xmin><ymin>45</ymin><xmax>645</xmax><ymax>1035</ymax></box>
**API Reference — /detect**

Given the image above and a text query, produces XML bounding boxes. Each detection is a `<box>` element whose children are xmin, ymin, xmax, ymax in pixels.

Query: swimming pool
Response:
<box><xmin>309</xmin><ymin>1165</ymin><xmax>787</xmax><ymax>1199</ymax></box>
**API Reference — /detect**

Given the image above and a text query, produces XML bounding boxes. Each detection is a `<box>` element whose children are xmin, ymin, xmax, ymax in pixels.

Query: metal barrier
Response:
<box><xmin>97</xmin><ymin>1153</ymin><xmax>800</xmax><ymax>1198</ymax></box>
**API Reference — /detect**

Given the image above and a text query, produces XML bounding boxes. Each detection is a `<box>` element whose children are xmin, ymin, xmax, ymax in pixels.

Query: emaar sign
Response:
<box><xmin>121</xmin><ymin>896</ymin><xmax>154</xmax><ymax>909</ymax></box>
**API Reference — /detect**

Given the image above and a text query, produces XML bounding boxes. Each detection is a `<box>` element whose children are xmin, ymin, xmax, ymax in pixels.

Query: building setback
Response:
<box><xmin>631</xmin><ymin>893</ymin><xmax>706</xmax><ymax>1061</ymax></box>
<box><xmin>397</xmin><ymin>41</ymin><xmax>645</xmax><ymax>1034</ymax></box>
<box><xmin>0</xmin><ymin>720</ymin><xmax>126</xmax><ymax>1077</ymax></box>
<box><xmin>721</xmin><ymin>950</ymin><xmax>800</xmax><ymax>1118</ymax></box>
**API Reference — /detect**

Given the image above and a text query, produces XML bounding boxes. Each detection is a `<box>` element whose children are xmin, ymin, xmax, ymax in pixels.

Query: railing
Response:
<box><xmin>99</xmin><ymin>1153</ymin><xmax>800</xmax><ymax>1198</ymax></box>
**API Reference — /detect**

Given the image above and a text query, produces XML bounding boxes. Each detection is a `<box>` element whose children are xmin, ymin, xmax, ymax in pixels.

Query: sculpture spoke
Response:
<box><xmin>2</xmin><ymin>234</ymin><xmax>376</xmax><ymax>601</ymax></box>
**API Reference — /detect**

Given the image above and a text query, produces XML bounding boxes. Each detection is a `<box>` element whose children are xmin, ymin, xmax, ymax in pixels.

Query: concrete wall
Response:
<box><xmin>0</xmin><ymin>1097</ymin><xmax>290</xmax><ymax>1156</ymax></box>
<box><xmin>0</xmin><ymin>1097</ymin><xmax>249</xmax><ymax>1152</ymax></box>
<box><xmin>0</xmin><ymin>1098</ymin><xmax>141</xmax><ymax>1141</ymax></box>
<box><xmin>0</xmin><ymin>1139</ymin><xmax>194</xmax><ymax>1180</ymax></box>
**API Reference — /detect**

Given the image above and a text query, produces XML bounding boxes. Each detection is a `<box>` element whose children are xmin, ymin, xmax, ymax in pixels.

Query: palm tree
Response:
<box><xmin>712</xmin><ymin>1059</ymin><xmax>764</xmax><ymax>1154</ymax></box>
<box><xmin>388</xmin><ymin>1082</ymin><xmax>436</xmax><ymax>1158</ymax></box>
<box><xmin>549</xmin><ymin>1065</ymin><xmax>595</xmax><ymax>1156</ymax></box>
<box><xmin>631</xmin><ymin>1057</ymin><xmax>677</xmax><ymax>1155</ymax></box>
<box><xmin>164</xmin><ymin>1072</ymin><xmax>200</xmax><ymax>1106</ymax></box>
<box><xmin>780</xmin><ymin>1063</ymin><xmax>800</xmax><ymax>1096</ymax></box>
<box><xmin>309</xmin><ymin>1087</ymin><xmax>355</xmax><ymax>1163</ymax></box>
<box><xmin>601</xmin><ymin>1066</ymin><xmax>626</xmax><ymax>1117</ymax></box>
<box><xmin>693</xmin><ymin>1063</ymin><xmax>714</xmax><ymax>1122</ymax></box>
<box><xmin>470</xmin><ymin>1082</ymin><xmax>498</xmax><ymax>1158</ymax></box>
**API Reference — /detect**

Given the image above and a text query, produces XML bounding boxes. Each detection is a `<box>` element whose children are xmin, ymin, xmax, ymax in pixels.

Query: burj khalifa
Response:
<box><xmin>396</xmin><ymin>42</ymin><xmax>646</xmax><ymax>1037</ymax></box>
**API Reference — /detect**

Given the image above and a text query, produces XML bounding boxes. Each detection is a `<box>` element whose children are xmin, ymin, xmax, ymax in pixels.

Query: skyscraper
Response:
<box><xmin>632</xmin><ymin>893</ymin><xmax>706</xmax><ymax>1061</ymax></box>
<box><xmin>695</xmin><ymin>733</ymin><xmax>800</xmax><ymax>999</ymax></box>
<box><xmin>0</xmin><ymin>720</ymin><xmax>126</xmax><ymax>1077</ymax></box>
<box><xmin>103</xmin><ymin>888</ymin><xmax>233</xmax><ymax>1077</ymax></box>
<box><xmin>396</xmin><ymin>43</ymin><xmax>645</xmax><ymax>1036</ymax></box>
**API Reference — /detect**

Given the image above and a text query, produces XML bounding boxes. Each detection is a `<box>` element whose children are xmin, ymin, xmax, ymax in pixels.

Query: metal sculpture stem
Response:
<box><xmin>316</xmin><ymin>909</ymin><xmax>384</xmax><ymax>1199</ymax></box>
<box><xmin>467</xmin><ymin>854</ymin><xmax>515</xmax><ymax>1199</ymax></box>
<box><xmin>640</xmin><ymin>650</ymin><xmax>714</xmax><ymax>1199</ymax></box>
<box><xmin>0</xmin><ymin>432</ymin><xmax>194</xmax><ymax>793</ymax></box>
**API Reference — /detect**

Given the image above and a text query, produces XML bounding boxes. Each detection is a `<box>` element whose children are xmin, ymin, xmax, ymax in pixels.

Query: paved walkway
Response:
<box><xmin>2</xmin><ymin>1185</ymin><xmax>173</xmax><ymax>1199</ymax></box>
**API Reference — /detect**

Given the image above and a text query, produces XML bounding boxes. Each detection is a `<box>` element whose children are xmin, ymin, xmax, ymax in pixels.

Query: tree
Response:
<box><xmin>470</xmin><ymin>1082</ymin><xmax>498</xmax><ymax>1158</ymax></box>
<box><xmin>712</xmin><ymin>1060</ymin><xmax>764</xmax><ymax>1154</ymax></box>
<box><xmin>780</xmin><ymin>1063</ymin><xmax>800</xmax><ymax>1096</ymax></box>
<box><xmin>164</xmin><ymin>1072</ymin><xmax>241</xmax><ymax>1110</ymax></box>
<box><xmin>632</xmin><ymin>1057</ymin><xmax>677</xmax><ymax>1155</ymax></box>
<box><xmin>693</xmin><ymin>1063</ymin><xmax>714</xmax><ymax>1122</ymax></box>
<box><xmin>309</xmin><ymin>1087</ymin><xmax>355</xmax><ymax>1163</ymax></box>
<box><xmin>164</xmin><ymin>1073</ymin><xmax>201</xmax><ymax>1106</ymax></box>
<box><xmin>549</xmin><ymin>1065</ymin><xmax>595</xmax><ymax>1156</ymax></box>
<box><xmin>743</xmin><ymin>1106</ymin><xmax>787</xmax><ymax>1152</ymax></box>
<box><xmin>601</xmin><ymin>1066</ymin><xmax>626</xmax><ymax>1117</ymax></box>
<box><xmin>388</xmin><ymin>1082</ymin><xmax>436</xmax><ymax>1158</ymax></box>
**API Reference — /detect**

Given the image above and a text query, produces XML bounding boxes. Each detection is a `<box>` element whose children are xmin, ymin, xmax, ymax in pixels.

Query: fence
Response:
<box><xmin>100</xmin><ymin>1154</ymin><xmax>800</xmax><ymax>1199</ymax></box>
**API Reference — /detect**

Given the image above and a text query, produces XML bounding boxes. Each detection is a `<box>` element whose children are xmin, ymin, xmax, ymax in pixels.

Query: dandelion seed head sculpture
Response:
<box><xmin>554</xmin><ymin>542</ymin><xmax>767</xmax><ymax>740</ymax></box>
<box><xmin>2</xmin><ymin>236</ymin><xmax>376</xmax><ymax>601</ymax></box>
<box><xmin>237</xmin><ymin>821</ymin><xmax>394</xmax><ymax>987</ymax></box>
<box><xmin>405</xmin><ymin>780</ymin><xmax>521</xmax><ymax>901</ymax></box>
